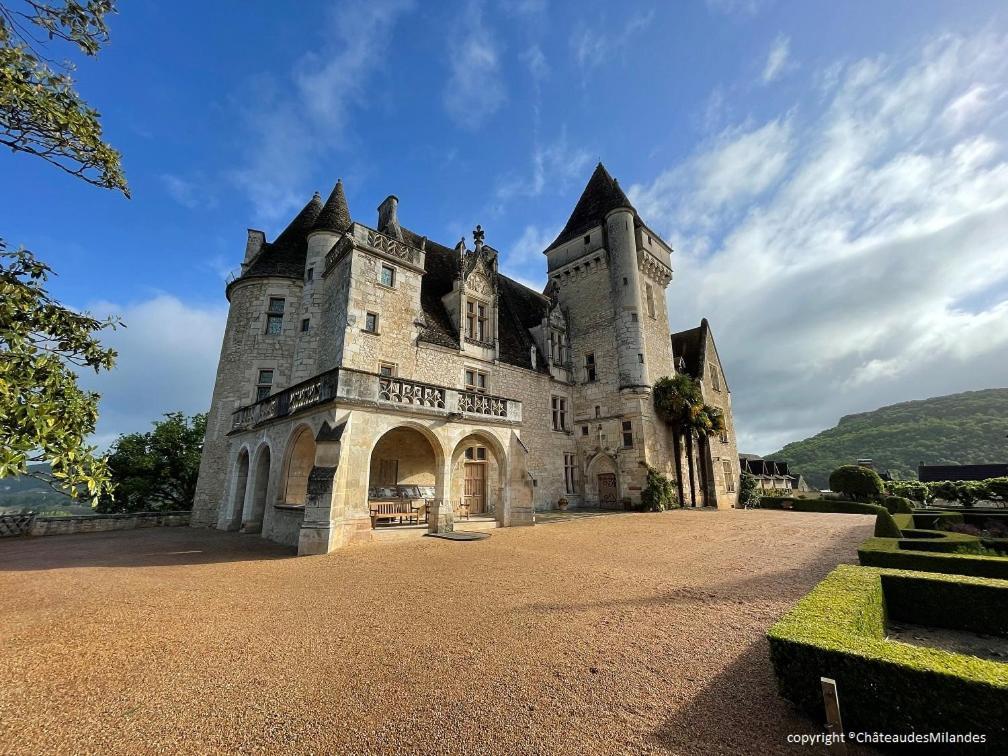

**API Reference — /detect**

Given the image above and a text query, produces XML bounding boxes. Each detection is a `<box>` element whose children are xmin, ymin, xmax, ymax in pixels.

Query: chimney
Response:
<box><xmin>377</xmin><ymin>195</ymin><xmax>403</xmax><ymax>240</ymax></box>
<box><xmin>243</xmin><ymin>229</ymin><xmax>265</xmax><ymax>269</ymax></box>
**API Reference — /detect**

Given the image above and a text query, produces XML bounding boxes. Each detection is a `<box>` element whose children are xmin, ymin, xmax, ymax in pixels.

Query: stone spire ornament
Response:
<box><xmin>473</xmin><ymin>224</ymin><xmax>485</xmax><ymax>251</ymax></box>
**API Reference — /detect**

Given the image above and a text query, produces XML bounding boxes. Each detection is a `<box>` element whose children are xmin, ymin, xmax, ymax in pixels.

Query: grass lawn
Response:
<box><xmin>0</xmin><ymin>509</ymin><xmax>875</xmax><ymax>755</ymax></box>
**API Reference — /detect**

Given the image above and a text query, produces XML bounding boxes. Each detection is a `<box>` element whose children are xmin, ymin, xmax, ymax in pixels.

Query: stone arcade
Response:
<box><xmin>191</xmin><ymin>164</ymin><xmax>740</xmax><ymax>554</ymax></box>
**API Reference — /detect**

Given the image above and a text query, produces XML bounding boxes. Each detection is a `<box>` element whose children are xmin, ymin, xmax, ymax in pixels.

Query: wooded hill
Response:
<box><xmin>770</xmin><ymin>388</ymin><xmax>1008</xmax><ymax>488</ymax></box>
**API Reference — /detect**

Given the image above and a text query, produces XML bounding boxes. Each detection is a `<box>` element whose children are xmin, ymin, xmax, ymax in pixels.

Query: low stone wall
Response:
<box><xmin>27</xmin><ymin>511</ymin><xmax>191</xmax><ymax>537</ymax></box>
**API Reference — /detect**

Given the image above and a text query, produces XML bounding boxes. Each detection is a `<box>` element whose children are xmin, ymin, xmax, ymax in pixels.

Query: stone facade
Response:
<box><xmin>191</xmin><ymin>164</ymin><xmax>739</xmax><ymax>554</ymax></box>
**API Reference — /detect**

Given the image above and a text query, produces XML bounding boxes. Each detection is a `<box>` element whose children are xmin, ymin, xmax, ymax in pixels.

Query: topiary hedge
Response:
<box><xmin>758</xmin><ymin>497</ymin><xmax>902</xmax><ymax>538</ymax></box>
<box><xmin>882</xmin><ymin>494</ymin><xmax>913</xmax><ymax>514</ymax></box>
<box><xmin>768</xmin><ymin>565</ymin><xmax>1008</xmax><ymax>751</ymax></box>
<box><xmin>858</xmin><ymin>538</ymin><xmax>1008</xmax><ymax>579</ymax></box>
<box><xmin>828</xmin><ymin>464</ymin><xmax>885</xmax><ymax>501</ymax></box>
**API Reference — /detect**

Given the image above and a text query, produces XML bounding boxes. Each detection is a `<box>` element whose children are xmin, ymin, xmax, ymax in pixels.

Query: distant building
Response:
<box><xmin>739</xmin><ymin>456</ymin><xmax>811</xmax><ymax>493</ymax></box>
<box><xmin>856</xmin><ymin>458</ymin><xmax>893</xmax><ymax>482</ymax></box>
<box><xmin>917</xmin><ymin>463</ymin><xmax>1008</xmax><ymax>483</ymax></box>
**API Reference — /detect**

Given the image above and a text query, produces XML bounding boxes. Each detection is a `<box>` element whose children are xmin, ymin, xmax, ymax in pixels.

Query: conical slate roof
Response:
<box><xmin>311</xmin><ymin>179</ymin><xmax>352</xmax><ymax>234</ymax></box>
<box><xmin>544</xmin><ymin>162</ymin><xmax>637</xmax><ymax>252</ymax></box>
<box><xmin>242</xmin><ymin>193</ymin><xmax>323</xmax><ymax>279</ymax></box>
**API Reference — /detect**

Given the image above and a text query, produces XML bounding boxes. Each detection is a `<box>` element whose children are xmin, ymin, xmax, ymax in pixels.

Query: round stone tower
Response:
<box><xmin>605</xmin><ymin>199</ymin><xmax>649</xmax><ymax>391</ymax></box>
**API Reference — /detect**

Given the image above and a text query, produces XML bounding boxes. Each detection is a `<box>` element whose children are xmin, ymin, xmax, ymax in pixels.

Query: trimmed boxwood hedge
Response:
<box><xmin>881</xmin><ymin>572</ymin><xmax>1007</xmax><ymax>636</ymax></box>
<box><xmin>859</xmin><ymin>538</ymin><xmax>1008</xmax><ymax>579</ymax></box>
<box><xmin>768</xmin><ymin>565</ymin><xmax>1008</xmax><ymax>751</ymax></box>
<box><xmin>759</xmin><ymin>497</ymin><xmax>903</xmax><ymax>538</ymax></box>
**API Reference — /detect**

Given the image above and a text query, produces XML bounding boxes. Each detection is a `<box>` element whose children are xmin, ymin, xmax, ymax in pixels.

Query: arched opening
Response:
<box><xmin>450</xmin><ymin>433</ymin><xmax>506</xmax><ymax>523</ymax></box>
<box><xmin>243</xmin><ymin>445</ymin><xmax>271</xmax><ymax>533</ymax></box>
<box><xmin>228</xmin><ymin>448</ymin><xmax>250</xmax><ymax>530</ymax></box>
<box><xmin>281</xmin><ymin>426</ymin><xmax>316</xmax><ymax>506</ymax></box>
<box><xmin>586</xmin><ymin>453</ymin><xmax>619</xmax><ymax>508</ymax></box>
<box><xmin>367</xmin><ymin>426</ymin><xmax>441</xmax><ymax>527</ymax></box>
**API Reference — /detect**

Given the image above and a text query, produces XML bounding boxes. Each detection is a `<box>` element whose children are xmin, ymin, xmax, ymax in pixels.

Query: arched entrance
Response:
<box><xmin>227</xmin><ymin>448</ymin><xmax>250</xmax><ymax>530</ymax></box>
<box><xmin>586</xmin><ymin>453</ymin><xmax>619</xmax><ymax>508</ymax></box>
<box><xmin>450</xmin><ymin>433</ymin><xmax>506</xmax><ymax>522</ymax></box>
<box><xmin>367</xmin><ymin>426</ymin><xmax>441</xmax><ymax>527</ymax></box>
<box><xmin>281</xmin><ymin>426</ymin><xmax>316</xmax><ymax>506</ymax></box>
<box><xmin>243</xmin><ymin>445</ymin><xmax>271</xmax><ymax>533</ymax></box>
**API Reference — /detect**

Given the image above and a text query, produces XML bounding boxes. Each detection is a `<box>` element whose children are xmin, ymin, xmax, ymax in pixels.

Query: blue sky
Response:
<box><xmin>5</xmin><ymin>0</ymin><xmax>1008</xmax><ymax>454</ymax></box>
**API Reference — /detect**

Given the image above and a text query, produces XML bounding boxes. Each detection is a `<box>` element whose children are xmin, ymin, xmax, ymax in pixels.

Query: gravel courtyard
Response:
<box><xmin>0</xmin><ymin>509</ymin><xmax>873</xmax><ymax>755</ymax></box>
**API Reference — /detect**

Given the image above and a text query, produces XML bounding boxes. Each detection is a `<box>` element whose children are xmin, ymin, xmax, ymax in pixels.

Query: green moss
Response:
<box><xmin>768</xmin><ymin>565</ymin><xmax>1008</xmax><ymax>749</ymax></box>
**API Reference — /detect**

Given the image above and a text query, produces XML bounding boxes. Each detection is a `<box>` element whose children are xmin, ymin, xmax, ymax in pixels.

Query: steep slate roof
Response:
<box><xmin>918</xmin><ymin>463</ymin><xmax>1008</xmax><ymax>483</ymax></box>
<box><xmin>242</xmin><ymin>193</ymin><xmax>324</xmax><ymax>279</ymax></box>
<box><xmin>669</xmin><ymin>321</ymin><xmax>706</xmax><ymax>379</ymax></box>
<box><xmin>400</xmin><ymin>226</ymin><xmax>551</xmax><ymax>373</ymax></box>
<box><xmin>237</xmin><ymin>189</ymin><xmax>553</xmax><ymax>374</ymax></box>
<box><xmin>545</xmin><ymin>162</ymin><xmax>639</xmax><ymax>252</ymax></box>
<box><xmin>311</xmin><ymin>180</ymin><xmax>352</xmax><ymax>234</ymax></box>
<box><xmin>741</xmin><ymin>458</ymin><xmax>792</xmax><ymax>477</ymax></box>
<box><xmin>670</xmin><ymin>318</ymin><xmax>731</xmax><ymax>393</ymax></box>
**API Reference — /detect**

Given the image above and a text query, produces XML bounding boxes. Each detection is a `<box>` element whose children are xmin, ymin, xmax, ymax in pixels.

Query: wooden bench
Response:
<box><xmin>369</xmin><ymin>500</ymin><xmax>419</xmax><ymax>528</ymax></box>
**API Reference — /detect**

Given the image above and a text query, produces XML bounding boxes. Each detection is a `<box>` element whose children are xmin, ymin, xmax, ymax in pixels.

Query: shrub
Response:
<box><xmin>828</xmin><ymin>465</ymin><xmax>884</xmax><ymax>501</ymax></box>
<box><xmin>640</xmin><ymin>467</ymin><xmax>678</xmax><ymax>511</ymax></box>
<box><xmin>768</xmin><ymin>565</ymin><xmax>1008</xmax><ymax>749</ymax></box>
<box><xmin>886</xmin><ymin>479</ymin><xmax>930</xmax><ymax>503</ymax></box>
<box><xmin>756</xmin><ymin>496</ymin><xmax>902</xmax><ymax>537</ymax></box>
<box><xmin>882</xmin><ymin>495</ymin><xmax>913</xmax><ymax>514</ymax></box>
<box><xmin>737</xmin><ymin>472</ymin><xmax>759</xmax><ymax>508</ymax></box>
<box><xmin>928</xmin><ymin>480</ymin><xmax>960</xmax><ymax>503</ymax></box>
<box><xmin>858</xmin><ymin>538</ymin><xmax>1008</xmax><ymax>579</ymax></box>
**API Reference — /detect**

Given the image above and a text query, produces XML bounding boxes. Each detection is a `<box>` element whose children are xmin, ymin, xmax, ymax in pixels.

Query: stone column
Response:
<box><xmin>428</xmin><ymin>498</ymin><xmax>455</xmax><ymax>534</ymax></box>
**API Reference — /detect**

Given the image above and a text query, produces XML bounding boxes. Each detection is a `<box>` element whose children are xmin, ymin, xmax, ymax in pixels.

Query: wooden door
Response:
<box><xmin>597</xmin><ymin>473</ymin><xmax>617</xmax><ymax>506</ymax></box>
<box><xmin>464</xmin><ymin>462</ymin><xmax>486</xmax><ymax>514</ymax></box>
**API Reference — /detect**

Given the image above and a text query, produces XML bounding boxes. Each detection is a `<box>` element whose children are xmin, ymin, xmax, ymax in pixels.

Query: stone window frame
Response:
<box><xmin>563</xmin><ymin>452</ymin><xmax>577</xmax><ymax>494</ymax></box>
<box><xmin>300</xmin><ymin>318</ymin><xmax>310</xmax><ymax>333</ymax></box>
<box><xmin>378</xmin><ymin>263</ymin><xmax>396</xmax><ymax>288</ymax></box>
<box><xmin>255</xmin><ymin>368</ymin><xmax>274</xmax><ymax>401</ymax></box>
<box><xmin>464</xmin><ymin>366</ymin><xmax>488</xmax><ymax>394</ymax></box>
<box><xmin>584</xmin><ymin>352</ymin><xmax>597</xmax><ymax>383</ymax></box>
<box><xmin>709</xmin><ymin>362</ymin><xmax>721</xmax><ymax>392</ymax></box>
<box><xmin>551</xmin><ymin>395</ymin><xmax>568</xmax><ymax>432</ymax></box>
<box><xmin>464</xmin><ymin>446</ymin><xmax>487</xmax><ymax>461</ymax></box>
<box><xmin>364</xmin><ymin>311</ymin><xmax>380</xmax><ymax>334</ymax></box>
<box><xmin>464</xmin><ymin>296</ymin><xmax>491</xmax><ymax>342</ymax></box>
<box><xmin>722</xmin><ymin>460</ymin><xmax>735</xmax><ymax>492</ymax></box>
<box><xmin>265</xmin><ymin>297</ymin><xmax>285</xmax><ymax>335</ymax></box>
<box><xmin>621</xmin><ymin>420</ymin><xmax>634</xmax><ymax>448</ymax></box>
<box><xmin>306</xmin><ymin>266</ymin><xmax>314</xmax><ymax>282</ymax></box>
<box><xmin>378</xmin><ymin>362</ymin><xmax>397</xmax><ymax>378</ymax></box>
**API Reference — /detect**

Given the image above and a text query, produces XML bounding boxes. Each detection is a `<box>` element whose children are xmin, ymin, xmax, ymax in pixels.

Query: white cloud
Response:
<box><xmin>705</xmin><ymin>0</ymin><xmax>768</xmax><ymax>15</ymax></box>
<box><xmin>160</xmin><ymin>174</ymin><xmax>210</xmax><ymax>210</ymax></box>
<box><xmin>229</xmin><ymin>0</ymin><xmax>413</xmax><ymax>224</ymax></box>
<box><xmin>570</xmin><ymin>11</ymin><xmax>654</xmax><ymax>82</ymax></box>
<box><xmin>761</xmin><ymin>34</ymin><xmax>791</xmax><ymax>83</ymax></box>
<box><xmin>499</xmin><ymin>224</ymin><xmax>556</xmax><ymax>288</ymax></box>
<box><xmin>495</xmin><ymin>127</ymin><xmax>593</xmax><ymax>206</ymax></box>
<box><xmin>78</xmin><ymin>296</ymin><xmax>228</xmax><ymax>449</ymax></box>
<box><xmin>443</xmin><ymin>1</ymin><xmax>506</xmax><ymax>128</ymax></box>
<box><xmin>631</xmin><ymin>32</ymin><xmax>1008</xmax><ymax>454</ymax></box>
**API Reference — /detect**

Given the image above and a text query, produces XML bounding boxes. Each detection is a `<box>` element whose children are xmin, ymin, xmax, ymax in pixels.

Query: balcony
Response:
<box><xmin>231</xmin><ymin>368</ymin><xmax>522</xmax><ymax>431</ymax></box>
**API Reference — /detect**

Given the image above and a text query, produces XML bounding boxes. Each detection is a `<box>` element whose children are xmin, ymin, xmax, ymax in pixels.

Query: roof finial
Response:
<box><xmin>473</xmin><ymin>224</ymin><xmax>485</xmax><ymax>251</ymax></box>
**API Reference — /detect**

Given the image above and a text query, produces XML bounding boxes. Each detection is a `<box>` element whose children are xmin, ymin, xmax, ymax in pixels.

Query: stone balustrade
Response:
<box><xmin>232</xmin><ymin>367</ymin><xmax>521</xmax><ymax>431</ymax></box>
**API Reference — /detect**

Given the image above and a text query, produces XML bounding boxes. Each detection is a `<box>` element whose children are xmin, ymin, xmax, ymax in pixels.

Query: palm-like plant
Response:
<box><xmin>654</xmin><ymin>375</ymin><xmax>726</xmax><ymax>507</ymax></box>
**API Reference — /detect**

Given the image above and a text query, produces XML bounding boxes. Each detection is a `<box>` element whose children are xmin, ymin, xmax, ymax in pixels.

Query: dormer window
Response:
<box><xmin>465</xmin><ymin>299</ymin><xmax>489</xmax><ymax>342</ymax></box>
